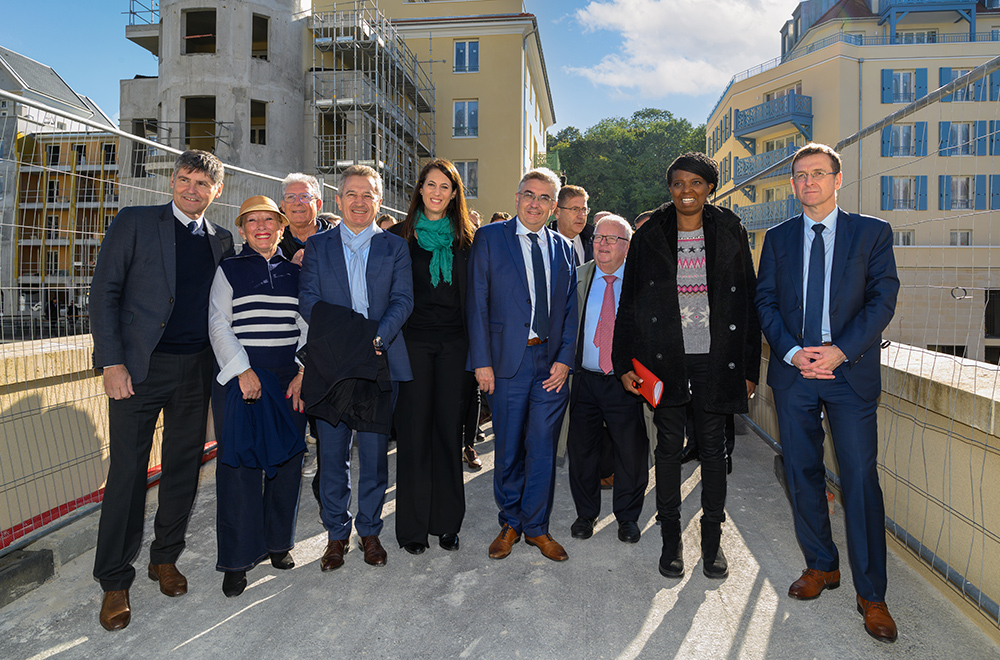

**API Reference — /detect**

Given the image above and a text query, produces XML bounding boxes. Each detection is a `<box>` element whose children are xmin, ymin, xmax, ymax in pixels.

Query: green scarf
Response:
<box><xmin>414</xmin><ymin>210</ymin><xmax>454</xmax><ymax>286</ymax></box>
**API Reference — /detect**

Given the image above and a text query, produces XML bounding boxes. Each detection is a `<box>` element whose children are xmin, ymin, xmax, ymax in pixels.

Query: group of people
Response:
<box><xmin>89</xmin><ymin>142</ymin><xmax>899</xmax><ymax>643</ymax></box>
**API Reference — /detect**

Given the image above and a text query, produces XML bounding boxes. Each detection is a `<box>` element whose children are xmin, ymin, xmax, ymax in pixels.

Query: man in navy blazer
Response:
<box><xmin>468</xmin><ymin>167</ymin><xmax>578</xmax><ymax>562</ymax></box>
<box><xmin>755</xmin><ymin>143</ymin><xmax>900</xmax><ymax>642</ymax></box>
<box><xmin>299</xmin><ymin>164</ymin><xmax>413</xmax><ymax>571</ymax></box>
<box><xmin>89</xmin><ymin>150</ymin><xmax>233</xmax><ymax>631</ymax></box>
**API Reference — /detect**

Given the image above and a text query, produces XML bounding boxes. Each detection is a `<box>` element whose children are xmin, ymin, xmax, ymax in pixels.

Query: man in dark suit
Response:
<box><xmin>468</xmin><ymin>167</ymin><xmax>578</xmax><ymax>562</ymax></box>
<box><xmin>550</xmin><ymin>184</ymin><xmax>594</xmax><ymax>267</ymax></box>
<box><xmin>299</xmin><ymin>164</ymin><xmax>413</xmax><ymax>571</ymax></box>
<box><xmin>89</xmin><ymin>150</ymin><xmax>233</xmax><ymax>631</ymax></box>
<box><xmin>566</xmin><ymin>215</ymin><xmax>648</xmax><ymax>544</ymax></box>
<box><xmin>755</xmin><ymin>143</ymin><xmax>900</xmax><ymax>642</ymax></box>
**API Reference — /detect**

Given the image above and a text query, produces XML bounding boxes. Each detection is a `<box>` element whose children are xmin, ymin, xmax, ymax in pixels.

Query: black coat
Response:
<box><xmin>611</xmin><ymin>202</ymin><xmax>761</xmax><ymax>413</ymax></box>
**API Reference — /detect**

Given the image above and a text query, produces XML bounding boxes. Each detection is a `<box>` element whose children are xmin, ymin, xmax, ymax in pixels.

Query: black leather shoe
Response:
<box><xmin>402</xmin><ymin>542</ymin><xmax>426</xmax><ymax>555</ymax></box>
<box><xmin>439</xmin><ymin>534</ymin><xmax>460</xmax><ymax>551</ymax></box>
<box><xmin>222</xmin><ymin>571</ymin><xmax>247</xmax><ymax>597</ymax></box>
<box><xmin>269</xmin><ymin>551</ymin><xmax>294</xmax><ymax>570</ymax></box>
<box><xmin>571</xmin><ymin>516</ymin><xmax>597</xmax><ymax>539</ymax></box>
<box><xmin>618</xmin><ymin>520</ymin><xmax>641</xmax><ymax>544</ymax></box>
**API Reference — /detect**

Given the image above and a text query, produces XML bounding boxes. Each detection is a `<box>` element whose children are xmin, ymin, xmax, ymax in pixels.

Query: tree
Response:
<box><xmin>546</xmin><ymin>109</ymin><xmax>706</xmax><ymax>223</ymax></box>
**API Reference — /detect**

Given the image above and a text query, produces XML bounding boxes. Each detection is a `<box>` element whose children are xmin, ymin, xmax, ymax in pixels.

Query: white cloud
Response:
<box><xmin>566</xmin><ymin>0</ymin><xmax>793</xmax><ymax>98</ymax></box>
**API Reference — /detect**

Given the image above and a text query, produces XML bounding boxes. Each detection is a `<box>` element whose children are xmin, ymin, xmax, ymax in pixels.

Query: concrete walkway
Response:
<box><xmin>2</xmin><ymin>421</ymin><xmax>998</xmax><ymax>659</ymax></box>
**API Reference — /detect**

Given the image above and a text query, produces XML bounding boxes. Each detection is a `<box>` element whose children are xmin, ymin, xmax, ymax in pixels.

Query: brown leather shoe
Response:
<box><xmin>488</xmin><ymin>524</ymin><xmax>520</xmax><ymax>559</ymax></box>
<box><xmin>788</xmin><ymin>568</ymin><xmax>840</xmax><ymax>600</ymax></box>
<box><xmin>99</xmin><ymin>589</ymin><xmax>131</xmax><ymax>631</ymax></box>
<box><xmin>524</xmin><ymin>533</ymin><xmax>569</xmax><ymax>562</ymax></box>
<box><xmin>147</xmin><ymin>563</ymin><xmax>187</xmax><ymax>597</ymax></box>
<box><xmin>463</xmin><ymin>445</ymin><xmax>483</xmax><ymax>470</ymax></box>
<box><xmin>360</xmin><ymin>535</ymin><xmax>387</xmax><ymax>566</ymax></box>
<box><xmin>320</xmin><ymin>539</ymin><xmax>349</xmax><ymax>571</ymax></box>
<box><xmin>857</xmin><ymin>595</ymin><xmax>898</xmax><ymax>642</ymax></box>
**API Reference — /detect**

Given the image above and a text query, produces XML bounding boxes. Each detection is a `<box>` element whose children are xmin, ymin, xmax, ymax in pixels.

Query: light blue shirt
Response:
<box><xmin>515</xmin><ymin>218</ymin><xmax>552</xmax><ymax>341</ymax></box>
<box><xmin>582</xmin><ymin>262</ymin><xmax>625</xmax><ymax>373</ymax></box>
<box><xmin>783</xmin><ymin>207</ymin><xmax>837</xmax><ymax>365</ymax></box>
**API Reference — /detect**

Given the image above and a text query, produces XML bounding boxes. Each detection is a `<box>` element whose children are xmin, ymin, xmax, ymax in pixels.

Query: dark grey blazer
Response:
<box><xmin>90</xmin><ymin>202</ymin><xmax>234</xmax><ymax>384</ymax></box>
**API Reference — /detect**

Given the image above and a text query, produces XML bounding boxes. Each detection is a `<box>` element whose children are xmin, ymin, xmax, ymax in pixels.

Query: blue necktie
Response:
<box><xmin>804</xmin><ymin>223</ymin><xmax>825</xmax><ymax>347</ymax></box>
<box><xmin>528</xmin><ymin>233</ymin><xmax>549</xmax><ymax>339</ymax></box>
<box><xmin>188</xmin><ymin>221</ymin><xmax>205</xmax><ymax>237</ymax></box>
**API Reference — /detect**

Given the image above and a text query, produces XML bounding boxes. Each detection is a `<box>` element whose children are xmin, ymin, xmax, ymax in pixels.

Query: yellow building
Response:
<box><xmin>369</xmin><ymin>0</ymin><xmax>555</xmax><ymax>219</ymax></box>
<box><xmin>708</xmin><ymin>0</ymin><xmax>1000</xmax><ymax>363</ymax></box>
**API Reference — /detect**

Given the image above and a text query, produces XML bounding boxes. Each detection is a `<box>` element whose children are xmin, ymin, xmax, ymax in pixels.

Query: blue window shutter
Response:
<box><xmin>915</xmin><ymin>122</ymin><xmax>928</xmax><ymax>156</ymax></box>
<box><xmin>881</xmin><ymin>69</ymin><xmax>893</xmax><ymax>103</ymax></box>
<box><xmin>974</xmin><ymin>78</ymin><xmax>986</xmax><ymax>102</ymax></box>
<box><xmin>991</xmin><ymin>121</ymin><xmax>1000</xmax><ymax>156</ymax></box>
<box><xmin>991</xmin><ymin>175</ymin><xmax>1000</xmax><ymax>210</ymax></box>
<box><xmin>939</xmin><ymin>175</ymin><xmax>951</xmax><ymax>210</ymax></box>
<box><xmin>881</xmin><ymin>176</ymin><xmax>893</xmax><ymax>211</ymax></box>
<box><xmin>940</xmin><ymin>67</ymin><xmax>953</xmax><ymax>102</ymax></box>
<box><xmin>991</xmin><ymin>71</ymin><xmax>1000</xmax><ymax>102</ymax></box>
<box><xmin>881</xmin><ymin>125</ymin><xmax>892</xmax><ymax>157</ymax></box>
<box><xmin>976</xmin><ymin>121</ymin><xmax>988</xmax><ymax>155</ymax></box>
<box><xmin>975</xmin><ymin>175</ymin><xmax>988</xmax><ymax>211</ymax></box>
<box><xmin>939</xmin><ymin>121</ymin><xmax>951</xmax><ymax>156</ymax></box>
<box><xmin>916</xmin><ymin>176</ymin><xmax>928</xmax><ymax>211</ymax></box>
<box><xmin>916</xmin><ymin>68</ymin><xmax>928</xmax><ymax>99</ymax></box>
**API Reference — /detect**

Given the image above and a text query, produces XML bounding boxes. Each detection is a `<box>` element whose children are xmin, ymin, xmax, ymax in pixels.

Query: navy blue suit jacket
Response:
<box><xmin>468</xmin><ymin>218</ymin><xmax>578</xmax><ymax>378</ymax></box>
<box><xmin>755</xmin><ymin>208</ymin><xmax>899</xmax><ymax>402</ymax></box>
<box><xmin>299</xmin><ymin>225</ymin><xmax>414</xmax><ymax>382</ymax></box>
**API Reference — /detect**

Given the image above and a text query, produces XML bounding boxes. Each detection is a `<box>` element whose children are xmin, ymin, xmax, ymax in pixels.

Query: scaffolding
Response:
<box><xmin>309</xmin><ymin>0</ymin><xmax>434</xmax><ymax>211</ymax></box>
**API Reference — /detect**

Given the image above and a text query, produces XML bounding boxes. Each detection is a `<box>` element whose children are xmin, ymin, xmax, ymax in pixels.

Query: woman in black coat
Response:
<box><xmin>391</xmin><ymin>159</ymin><xmax>476</xmax><ymax>554</ymax></box>
<box><xmin>612</xmin><ymin>152</ymin><xmax>761</xmax><ymax>580</ymax></box>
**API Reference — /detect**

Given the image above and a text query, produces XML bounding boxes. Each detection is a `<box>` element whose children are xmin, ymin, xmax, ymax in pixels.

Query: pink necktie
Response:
<box><xmin>594</xmin><ymin>275</ymin><xmax>616</xmax><ymax>374</ymax></box>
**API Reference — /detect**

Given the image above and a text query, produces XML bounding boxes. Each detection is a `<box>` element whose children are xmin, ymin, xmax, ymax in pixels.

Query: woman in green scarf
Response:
<box><xmin>390</xmin><ymin>159</ymin><xmax>477</xmax><ymax>555</ymax></box>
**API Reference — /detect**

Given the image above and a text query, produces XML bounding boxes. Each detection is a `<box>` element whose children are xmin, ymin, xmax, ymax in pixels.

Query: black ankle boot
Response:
<box><xmin>222</xmin><ymin>570</ymin><xmax>247</xmax><ymax>597</ymax></box>
<box><xmin>659</xmin><ymin>521</ymin><xmax>684</xmax><ymax>578</ymax></box>
<box><xmin>701</xmin><ymin>520</ymin><xmax>728</xmax><ymax>579</ymax></box>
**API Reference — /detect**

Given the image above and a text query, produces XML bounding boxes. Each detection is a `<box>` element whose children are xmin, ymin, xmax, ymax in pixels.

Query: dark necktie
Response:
<box><xmin>188</xmin><ymin>221</ymin><xmax>205</xmax><ymax>237</ymax></box>
<box><xmin>803</xmin><ymin>223</ymin><xmax>825</xmax><ymax>347</ymax></box>
<box><xmin>528</xmin><ymin>233</ymin><xmax>549</xmax><ymax>339</ymax></box>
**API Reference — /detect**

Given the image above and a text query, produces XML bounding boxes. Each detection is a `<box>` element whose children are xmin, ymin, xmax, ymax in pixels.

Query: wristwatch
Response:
<box><xmin>373</xmin><ymin>336</ymin><xmax>385</xmax><ymax>352</ymax></box>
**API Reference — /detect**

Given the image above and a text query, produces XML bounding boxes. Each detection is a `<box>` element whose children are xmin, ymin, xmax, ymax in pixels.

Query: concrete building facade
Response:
<box><xmin>707</xmin><ymin>0</ymin><xmax>1000</xmax><ymax>363</ymax></box>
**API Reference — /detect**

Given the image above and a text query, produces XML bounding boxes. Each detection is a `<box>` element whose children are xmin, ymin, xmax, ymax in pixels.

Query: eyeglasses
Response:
<box><xmin>792</xmin><ymin>171</ymin><xmax>835</xmax><ymax>184</ymax></box>
<box><xmin>518</xmin><ymin>190</ymin><xmax>555</xmax><ymax>205</ymax></box>
<box><xmin>558</xmin><ymin>205</ymin><xmax>589</xmax><ymax>214</ymax></box>
<box><xmin>282</xmin><ymin>192</ymin><xmax>317</xmax><ymax>204</ymax></box>
<box><xmin>593</xmin><ymin>234</ymin><xmax>627</xmax><ymax>245</ymax></box>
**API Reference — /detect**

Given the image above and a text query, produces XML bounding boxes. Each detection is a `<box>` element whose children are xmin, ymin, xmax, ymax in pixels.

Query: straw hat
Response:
<box><xmin>235</xmin><ymin>195</ymin><xmax>289</xmax><ymax>227</ymax></box>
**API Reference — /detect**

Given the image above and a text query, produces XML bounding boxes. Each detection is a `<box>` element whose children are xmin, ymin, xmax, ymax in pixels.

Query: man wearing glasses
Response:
<box><xmin>278</xmin><ymin>173</ymin><xmax>335</xmax><ymax>266</ymax></box>
<box><xmin>755</xmin><ymin>143</ymin><xmax>900</xmax><ymax>642</ymax></box>
<box><xmin>566</xmin><ymin>215</ymin><xmax>648</xmax><ymax>544</ymax></box>
<box><xmin>468</xmin><ymin>167</ymin><xmax>578</xmax><ymax>562</ymax></box>
<box><xmin>550</xmin><ymin>184</ymin><xmax>593</xmax><ymax>266</ymax></box>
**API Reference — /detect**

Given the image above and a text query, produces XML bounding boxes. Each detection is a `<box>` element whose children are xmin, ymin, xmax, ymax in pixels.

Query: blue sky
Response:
<box><xmin>0</xmin><ymin>0</ymin><xmax>792</xmax><ymax>133</ymax></box>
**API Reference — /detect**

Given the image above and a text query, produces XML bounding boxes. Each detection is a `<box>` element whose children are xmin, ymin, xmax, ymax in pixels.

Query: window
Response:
<box><xmin>892</xmin><ymin>177</ymin><xmax>917</xmax><ymax>210</ymax></box>
<box><xmin>764</xmin><ymin>82</ymin><xmax>802</xmax><ymax>103</ymax></box>
<box><xmin>102</xmin><ymin>142</ymin><xmax>116</xmax><ymax>165</ymax></box>
<box><xmin>763</xmin><ymin>134</ymin><xmax>802</xmax><ymax>153</ymax></box>
<box><xmin>764</xmin><ymin>185</ymin><xmax>792</xmax><ymax>203</ymax></box>
<box><xmin>896</xmin><ymin>30</ymin><xmax>936</xmax><ymax>44</ymax></box>
<box><xmin>252</xmin><ymin>14</ymin><xmax>269</xmax><ymax>60</ymax></box>
<box><xmin>453</xmin><ymin>100</ymin><xmax>478</xmax><ymax>137</ymax></box>
<box><xmin>454</xmin><ymin>161</ymin><xmax>478</xmax><ymax>197</ymax></box>
<box><xmin>986</xmin><ymin>290</ymin><xmax>1000</xmax><ymax>338</ymax></box>
<box><xmin>73</xmin><ymin>144</ymin><xmax>86</xmax><ymax>165</ymax></box>
<box><xmin>47</xmin><ymin>180</ymin><xmax>59</xmax><ymax>203</ymax></box>
<box><xmin>183</xmin><ymin>9</ymin><xmax>216</xmax><ymax>54</ymax></box>
<box><xmin>940</xmin><ymin>174</ymin><xmax>988</xmax><ymax>210</ymax></box>
<box><xmin>949</xmin><ymin>123</ymin><xmax>974</xmax><ymax>155</ymax></box>
<box><xmin>951</xmin><ymin>177</ymin><xmax>975</xmax><ymax>210</ymax></box>
<box><xmin>951</xmin><ymin>69</ymin><xmax>976</xmax><ymax>102</ymax></box>
<box><xmin>46</xmin><ymin>144</ymin><xmax>60</xmax><ymax>166</ymax></box>
<box><xmin>881</xmin><ymin>68</ymin><xmax>927</xmax><ymax>103</ymax></box>
<box><xmin>104</xmin><ymin>181</ymin><xmax>118</xmax><ymax>202</ymax></box>
<box><xmin>250</xmin><ymin>100</ymin><xmax>266</xmax><ymax>145</ymax></box>
<box><xmin>880</xmin><ymin>175</ymin><xmax>927</xmax><ymax>211</ymax></box>
<box><xmin>46</xmin><ymin>216</ymin><xmax>59</xmax><ymax>240</ymax></box>
<box><xmin>184</xmin><ymin>96</ymin><xmax>217</xmax><ymax>151</ymax></box>
<box><xmin>893</xmin><ymin>230</ymin><xmax>914</xmax><ymax>246</ymax></box>
<box><xmin>46</xmin><ymin>250</ymin><xmax>59</xmax><ymax>276</ymax></box>
<box><xmin>454</xmin><ymin>41</ymin><xmax>479</xmax><ymax>73</ymax></box>
<box><xmin>927</xmin><ymin>345</ymin><xmax>967</xmax><ymax>358</ymax></box>
<box><xmin>941</xmin><ymin>67</ymin><xmax>984</xmax><ymax>102</ymax></box>
<box><xmin>950</xmin><ymin>229</ymin><xmax>972</xmax><ymax>245</ymax></box>
<box><xmin>890</xmin><ymin>125</ymin><xmax>912</xmax><ymax>156</ymax></box>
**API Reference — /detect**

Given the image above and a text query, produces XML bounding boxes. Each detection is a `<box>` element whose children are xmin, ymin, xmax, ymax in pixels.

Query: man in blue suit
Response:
<box><xmin>299</xmin><ymin>165</ymin><xmax>413</xmax><ymax>571</ymax></box>
<box><xmin>755</xmin><ymin>143</ymin><xmax>899</xmax><ymax>642</ymax></box>
<box><xmin>468</xmin><ymin>167</ymin><xmax>578</xmax><ymax>562</ymax></box>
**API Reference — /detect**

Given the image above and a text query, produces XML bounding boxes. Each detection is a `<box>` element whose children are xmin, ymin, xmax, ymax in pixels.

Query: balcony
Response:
<box><xmin>734</xmin><ymin>94</ymin><xmax>812</xmax><ymax>154</ymax></box>
<box><xmin>733</xmin><ymin>145</ymin><xmax>798</xmax><ymax>186</ymax></box>
<box><xmin>879</xmin><ymin>0</ymin><xmax>978</xmax><ymax>40</ymax></box>
<box><xmin>733</xmin><ymin>197</ymin><xmax>801</xmax><ymax>232</ymax></box>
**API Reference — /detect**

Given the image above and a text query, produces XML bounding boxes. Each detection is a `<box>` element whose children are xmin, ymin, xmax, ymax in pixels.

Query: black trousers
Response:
<box><xmin>394</xmin><ymin>335</ymin><xmax>468</xmax><ymax>547</ymax></box>
<box><xmin>653</xmin><ymin>354</ymin><xmax>728</xmax><ymax>524</ymax></box>
<box><xmin>94</xmin><ymin>348</ymin><xmax>214</xmax><ymax>591</ymax></box>
<box><xmin>462</xmin><ymin>381</ymin><xmax>481</xmax><ymax>446</ymax></box>
<box><xmin>567</xmin><ymin>370</ymin><xmax>649</xmax><ymax>522</ymax></box>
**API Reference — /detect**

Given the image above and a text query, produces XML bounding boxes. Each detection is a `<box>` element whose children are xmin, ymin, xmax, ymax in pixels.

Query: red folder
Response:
<box><xmin>631</xmin><ymin>359</ymin><xmax>663</xmax><ymax>407</ymax></box>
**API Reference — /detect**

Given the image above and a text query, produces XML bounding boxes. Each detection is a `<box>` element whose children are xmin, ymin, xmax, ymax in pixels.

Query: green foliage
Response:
<box><xmin>546</xmin><ymin>109</ymin><xmax>706</xmax><ymax>223</ymax></box>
